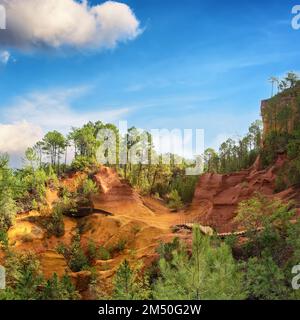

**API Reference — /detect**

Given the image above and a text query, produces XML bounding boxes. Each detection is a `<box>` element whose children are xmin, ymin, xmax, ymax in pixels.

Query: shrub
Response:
<box><xmin>243</xmin><ymin>251</ymin><xmax>288</xmax><ymax>300</ymax></box>
<box><xmin>56</xmin><ymin>242</ymin><xmax>67</xmax><ymax>256</ymax></box>
<box><xmin>87</xmin><ymin>240</ymin><xmax>98</xmax><ymax>262</ymax></box>
<box><xmin>86</xmin><ymin>241</ymin><xmax>111</xmax><ymax>262</ymax></box>
<box><xmin>42</xmin><ymin>273</ymin><xmax>79</xmax><ymax>300</ymax></box>
<box><xmin>116</xmin><ymin>239</ymin><xmax>127</xmax><ymax>252</ymax></box>
<box><xmin>71</xmin><ymin>156</ymin><xmax>96</xmax><ymax>172</ymax></box>
<box><xmin>113</xmin><ymin>260</ymin><xmax>151</xmax><ymax>300</ymax></box>
<box><xmin>109</xmin><ymin>239</ymin><xmax>127</xmax><ymax>256</ymax></box>
<box><xmin>2</xmin><ymin>251</ymin><xmax>44</xmax><ymax>300</ymax></box>
<box><xmin>0</xmin><ymin>190</ymin><xmax>17</xmax><ymax>231</ymax></box>
<box><xmin>0</xmin><ymin>250</ymin><xmax>80</xmax><ymax>300</ymax></box>
<box><xmin>53</xmin><ymin>195</ymin><xmax>78</xmax><ymax>217</ymax></box>
<box><xmin>0</xmin><ymin>229</ymin><xmax>8</xmax><ymax>246</ymax></box>
<box><xmin>68</xmin><ymin>233</ymin><xmax>89</xmax><ymax>272</ymax></box>
<box><xmin>156</xmin><ymin>237</ymin><xmax>180</xmax><ymax>261</ymax></box>
<box><xmin>47</xmin><ymin>205</ymin><xmax>65</xmax><ymax>237</ymax></box>
<box><xmin>81</xmin><ymin>179</ymin><xmax>98</xmax><ymax>198</ymax></box>
<box><xmin>153</xmin><ymin>226</ymin><xmax>246</xmax><ymax>300</ymax></box>
<box><xmin>167</xmin><ymin>190</ymin><xmax>183</xmax><ymax>211</ymax></box>
<box><xmin>98</xmin><ymin>246</ymin><xmax>111</xmax><ymax>261</ymax></box>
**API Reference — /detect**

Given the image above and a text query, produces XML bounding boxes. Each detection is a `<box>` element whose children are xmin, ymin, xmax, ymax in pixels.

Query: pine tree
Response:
<box><xmin>153</xmin><ymin>226</ymin><xmax>246</xmax><ymax>300</ymax></box>
<box><xmin>113</xmin><ymin>260</ymin><xmax>151</xmax><ymax>300</ymax></box>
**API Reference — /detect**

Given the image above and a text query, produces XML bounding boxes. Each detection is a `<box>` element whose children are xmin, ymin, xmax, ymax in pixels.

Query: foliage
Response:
<box><xmin>0</xmin><ymin>154</ymin><xmax>18</xmax><ymax>232</ymax></box>
<box><xmin>113</xmin><ymin>260</ymin><xmax>151</xmax><ymax>300</ymax></box>
<box><xmin>153</xmin><ymin>226</ymin><xmax>245</xmax><ymax>300</ymax></box>
<box><xmin>242</xmin><ymin>251</ymin><xmax>288</xmax><ymax>300</ymax></box>
<box><xmin>42</xmin><ymin>273</ymin><xmax>79</xmax><ymax>300</ymax></box>
<box><xmin>156</xmin><ymin>237</ymin><xmax>180</xmax><ymax>261</ymax></box>
<box><xmin>0</xmin><ymin>250</ymin><xmax>79</xmax><ymax>300</ymax></box>
<box><xmin>46</xmin><ymin>205</ymin><xmax>65</xmax><ymax>237</ymax></box>
<box><xmin>98</xmin><ymin>246</ymin><xmax>111</xmax><ymax>261</ymax></box>
<box><xmin>110</xmin><ymin>239</ymin><xmax>127</xmax><ymax>255</ymax></box>
<box><xmin>55</xmin><ymin>232</ymin><xmax>92</xmax><ymax>273</ymax></box>
<box><xmin>68</xmin><ymin>232</ymin><xmax>89</xmax><ymax>272</ymax></box>
<box><xmin>41</xmin><ymin>131</ymin><xmax>66</xmax><ymax>174</ymax></box>
<box><xmin>235</xmin><ymin>193</ymin><xmax>294</xmax><ymax>232</ymax></box>
<box><xmin>71</xmin><ymin>155</ymin><xmax>96</xmax><ymax>172</ymax></box>
<box><xmin>167</xmin><ymin>190</ymin><xmax>183</xmax><ymax>211</ymax></box>
<box><xmin>0</xmin><ymin>189</ymin><xmax>17</xmax><ymax>232</ymax></box>
<box><xmin>80</xmin><ymin>178</ymin><xmax>98</xmax><ymax>199</ymax></box>
<box><xmin>86</xmin><ymin>241</ymin><xmax>111</xmax><ymax>262</ymax></box>
<box><xmin>234</xmin><ymin>195</ymin><xmax>300</xmax><ymax>299</ymax></box>
<box><xmin>203</xmin><ymin>120</ymin><xmax>262</xmax><ymax>174</ymax></box>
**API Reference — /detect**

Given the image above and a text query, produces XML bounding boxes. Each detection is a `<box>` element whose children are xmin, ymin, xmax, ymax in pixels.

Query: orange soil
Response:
<box><xmin>1</xmin><ymin>166</ymin><xmax>184</xmax><ymax>297</ymax></box>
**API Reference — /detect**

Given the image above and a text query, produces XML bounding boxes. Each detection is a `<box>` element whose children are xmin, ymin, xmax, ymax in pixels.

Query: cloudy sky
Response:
<box><xmin>0</xmin><ymin>0</ymin><xmax>300</xmax><ymax>166</ymax></box>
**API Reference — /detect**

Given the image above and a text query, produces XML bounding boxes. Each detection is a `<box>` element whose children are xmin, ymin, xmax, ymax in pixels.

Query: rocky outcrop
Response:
<box><xmin>92</xmin><ymin>166</ymin><xmax>154</xmax><ymax>217</ymax></box>
<box><xmin>1</xmin><ymin>166</ymin><xmax>183</xmax><ymax>298</ymax></box>
<box><xmin>39</xmin><ymin>250</ymin><xmax>70</xmax><ymax>279</ymax></box>
<box><xmin>188</xmin><ymin>155</ymin><xmax>299</xmax><ymax>233</ymax></box>
<box><xmin>261</xmin><ymin>83</ymin><xmax>300</xmax><ymax>139</ymax></box>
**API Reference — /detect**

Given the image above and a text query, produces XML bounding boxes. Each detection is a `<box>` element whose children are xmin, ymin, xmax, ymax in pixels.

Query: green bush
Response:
<box><xmin>81</xmin><ymin>179</ymin><xmax>98</xmax><ymax>197</ymax></box>
<box><xmin>113</xmin><ymin>260</ymin><xmax>151</xmax><ymax>300</ymax></box>
<box><xmin>86</xmin><ymin>241</ymin><xmax>111</xmax><ymax>261</ymax></box>
<box><xmin>98</xmin><ymin>246</ymin><xmax>111</xmax><ymax>260</ymax></box>
<box><xmin>167</xmin><ymin>190</ymin><xmax>183</xmax><ymax>211</ymax></box>
<box><xmin>42</xmin><ymin>273</ymin><xmax>79</xmax><ymax>300</ymax></box>
<box><xmin>0</xmin><ymin>250</ymin><xmax>79</xmax><ymax>300</ymax></box>
<box><xmin>71</xmin><ymin>156</ymin><xmax>96</xmax><ymax>172</ymax></box>
<box><xmin>0</xmin><ymin>229</ymin><xmax>8</xmax><ymax>246</ymax></box>
<box><xmin>46</xmin><ymin>203</ymin><xmax>65</xmax><ymax>237</ymax></box>
<box><xmin>56</xmin><ymin>242</ymin><xmax>67</xmax><ymax>255</ymax></box>
<box><xmin>68</xmin><ymin>233</ymin><xmax>89</xmax><ymax>272</ymax></box>
<box><xmin>109</xmin><ymin>239</ymin><xmax>127</xmax><ymax>256</ymax></box>
<box><xmin>243</xmin><ymin>252</ymin><xmax>288</xmax><ymax>300</ymax></box>
<box><xmin>116</xmin><ymin>239</ymin><xmax>127</xmax><ymax>252</ymax></box>
<box><xmin>0</xmin><ymin>190</ymin><xmax>17</xmax><ymax>232</ymax></box>
<box><xmin>153</xmin><ymin>226</ymin><xmax>246</xmax><ymax>300</ymax></box>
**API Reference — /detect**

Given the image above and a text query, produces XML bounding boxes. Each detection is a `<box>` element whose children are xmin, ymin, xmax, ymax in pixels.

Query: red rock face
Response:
<box><xmin>188</xmin><ymin>155</ymin><xmax>299</xmax><ymax>233</ymax></box>
<box><xmin>93</xmin><ymin>166</ymin><xmax>154</xmax><ymax>217</ymax></box>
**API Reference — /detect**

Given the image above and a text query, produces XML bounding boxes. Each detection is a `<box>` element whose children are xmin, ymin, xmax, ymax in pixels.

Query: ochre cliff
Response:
<box><xmin>1</xmin><ymin>166</ymin><xmax>186</xmax><ymax>298</ymax></box>
<box><xmin>261</xmin><ymin>82</ymin><xmax>300</xmax><ymax>139</ymax></box>
<box><xmin>186</xmin><ymin>155</ymin><xmax>300</xmax><ymax>233</ymax></box>
<box><xmin>187</xmin><ymin>86</ymin><xmax>300</xmax><ymax>233</ymax></box>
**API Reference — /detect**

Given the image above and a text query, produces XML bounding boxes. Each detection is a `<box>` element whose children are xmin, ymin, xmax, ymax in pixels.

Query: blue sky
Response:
<box><xmin>0</xmin><ymin>0</ymin><xmax>300</xmax><ymax>164</ymax></box>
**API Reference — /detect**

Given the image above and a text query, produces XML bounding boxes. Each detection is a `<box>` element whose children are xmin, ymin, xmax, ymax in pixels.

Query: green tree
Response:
<box><xmin>285</xmin><ymin>72</ymin><xmax>299</xmax><ymax>88</ymax></box>
<box><xmin>0</xmin><ymin>154</ymin><xmax>18</xmax><ymax>232</ymax></box>
<box><xmin>153</xmin><ymin>226</ymin><xmax>245</xmax><ymax>300</ymax></box>
<box><xmin>41</xmin><ymin>131</ymin><xmax>66</xmax><ymax>173</ymax></box>
<box><xmin>68</xmin><ymin>232</ymin><xmax>89</xmax><ymax>272</ymax></box>
<box><xmin>167</xmin><ymin>190</ymin><xmax>183</xmax><ymax>211</ymax></box>
<box><xmin>113</xmin><ymin>260</ymin><xmax>151</xmax><ymax>300</ymax></box>
<box><xmin>243</xmin><ymin>251</ymin><xmax>288</xmax><ymax>300</ymax></box>
<box><xmin>42</xmin><ymin>273</ymin><xmax>79</xmax><ymax>300</ymax></box>
<box><xmin>69</xmin><ymin>123</ymin><xmax>99</xmax><ymax>158</ymax></box>
<box><xmin>235</xmin><ymin>195</ymin><xmax>300</xmax><ymax>299</ymax></box>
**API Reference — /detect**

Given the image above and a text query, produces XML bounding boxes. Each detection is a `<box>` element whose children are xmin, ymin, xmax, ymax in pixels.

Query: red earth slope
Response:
<box><xmin>185</xmin><ymin>155</ymin><xmax>300</xmax><ymax>233</ymax></box>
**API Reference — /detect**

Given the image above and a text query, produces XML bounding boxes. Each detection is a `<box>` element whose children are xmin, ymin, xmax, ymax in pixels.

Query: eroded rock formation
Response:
<box><xmin>187</xmin><ymin>154</ymin><xmax>300</xmax><ymax>233</ymax></box>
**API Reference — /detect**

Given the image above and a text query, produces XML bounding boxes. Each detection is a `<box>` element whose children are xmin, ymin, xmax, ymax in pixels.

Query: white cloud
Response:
<box><xmin>5</xmin><ymin>86</ymin><xmax>130</xmax><ymax>130</ymax></box>
<box><xmin>0</xmin><ymin>121</ymin><xmax>43</xmax><ymax>162</ymax></box>
<box><xmin>0</xmin><ymin>86</ymin><xmax>131</xmax><ymax>166</ymax></box>
<box><xmin>0</xmin><ymin>0</ymin><xmax>141</xmax><ymax>50</ymax></box>
<box><xmin>0</xmin><ymin>50</ymin><xmax>10</xmax><ymax>64</ymax></box>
